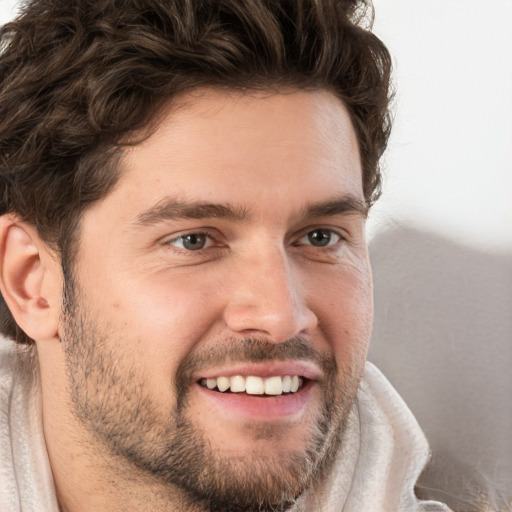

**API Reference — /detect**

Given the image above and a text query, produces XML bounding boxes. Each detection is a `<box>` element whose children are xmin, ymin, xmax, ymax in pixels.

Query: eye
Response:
<box><xmin>167</xmin><ymin>233</ymin><xmax>213</xmax><ymax>251</ymax></box>
<box><xmin>299</xmin><ymin>229</ymin><xmax>341</xmax><ymax>247</ymax></box>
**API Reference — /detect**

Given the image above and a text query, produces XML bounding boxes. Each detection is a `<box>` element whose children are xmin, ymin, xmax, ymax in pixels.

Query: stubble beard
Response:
<box><xmin>60</xmin><ymin>278</ymin><xmax>361</xmax><ymax>512</ymax></box>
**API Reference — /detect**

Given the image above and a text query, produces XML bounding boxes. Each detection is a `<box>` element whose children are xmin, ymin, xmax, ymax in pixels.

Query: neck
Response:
<box><xmin>37</xmin><ymin>349</ymin><xmax>203</xmax><ymax>512</ymax></box>
<box><xmin>48</xmin><ymin>430</ymin><xmax>205</xmax><ymax>512</ymax></box>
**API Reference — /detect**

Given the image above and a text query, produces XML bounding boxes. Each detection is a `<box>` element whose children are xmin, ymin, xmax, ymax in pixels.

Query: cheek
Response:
<box><xmin>306</xmin><ymin>261</ymin><xmax>373</xmax><ymax>364</ymax></box>
<box><xmin>78</xmin><ymin>268</ymin><xmax>226</xmax><ymax>395</ymax></box>
<box><xmin>104</xmin><ymin>274</ymin><xmax>225</xmax><ymax>368</ymax></box>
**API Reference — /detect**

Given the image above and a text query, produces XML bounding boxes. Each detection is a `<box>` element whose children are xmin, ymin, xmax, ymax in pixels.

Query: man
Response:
<box><xmin>0</xmin><ymin>1</ymin><xmax>451</xmax><ymax>511</ymax></box>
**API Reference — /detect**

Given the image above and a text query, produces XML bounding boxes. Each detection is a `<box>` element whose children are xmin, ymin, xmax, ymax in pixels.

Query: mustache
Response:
<box><xmin>175</xmin><ymin>337</ymin><xmax>337</xmax><ymax>398</ymax></box>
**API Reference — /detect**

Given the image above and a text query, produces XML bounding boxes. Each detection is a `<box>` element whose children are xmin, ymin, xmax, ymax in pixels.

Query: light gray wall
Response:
<box><xmin>369</xmin><ymin>226</ymin><xmax>512</xmax><ymax>510</ymax></box>
<box><xmin>0</xmin><ymin>0</ymin><xmax>17</xmax><ymax>25</ymax></box>
<box><xmin>370</xmin><ymin>1</ymin><xmax>512</xmax><ymax>510</ymax></box>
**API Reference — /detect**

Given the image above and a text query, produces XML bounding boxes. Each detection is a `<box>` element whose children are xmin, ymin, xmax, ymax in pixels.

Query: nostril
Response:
<box><xmin>223</xmin><ymin>305</ymin><xmax>317</xmax><ymax>344</ymax></box>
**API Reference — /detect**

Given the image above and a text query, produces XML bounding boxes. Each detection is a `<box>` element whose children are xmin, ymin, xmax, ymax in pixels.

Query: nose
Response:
<box><xmin>222</xmin><ymin>246</ymin><xmax>318</xmax><ymax>342</ymax></box>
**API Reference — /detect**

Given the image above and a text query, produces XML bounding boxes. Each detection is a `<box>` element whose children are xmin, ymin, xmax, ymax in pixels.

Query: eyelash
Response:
<box><xmin>294</xmin><ymin>228</ymin><xmax>343</xmax><ymax>248</ymax></box>
<box><xmin>165</xmin><ymin>231</ymin><xmax>217</xmax><ymax>251</ymax></box>
<box><xmin>164</xmin><ymin>227</ymin><xmax>346</xmax><ymax>253</ymax></box>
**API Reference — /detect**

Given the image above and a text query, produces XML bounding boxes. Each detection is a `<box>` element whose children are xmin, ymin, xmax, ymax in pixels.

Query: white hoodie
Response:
<box><xmin>0</xmin><ymin>336</ymin><xmax>451</xmax><ymax>512</ymax></box>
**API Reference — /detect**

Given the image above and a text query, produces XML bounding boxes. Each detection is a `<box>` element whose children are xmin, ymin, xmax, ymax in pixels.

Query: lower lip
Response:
<box><xmin>196</xmin><ymin>381</ymin><xmax>315</xmax><ymax>420</ymax></box>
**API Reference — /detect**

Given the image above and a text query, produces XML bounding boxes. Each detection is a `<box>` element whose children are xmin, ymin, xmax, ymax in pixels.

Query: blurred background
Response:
<box><xmin>369</xmin><ymin>1</ymin><xmax>511</xmax><ymax>510</ymax></box>
<box><xmin>1</xmin><ymin>0</ymin><xmax>511</xmax><ymax>510</ymax></box>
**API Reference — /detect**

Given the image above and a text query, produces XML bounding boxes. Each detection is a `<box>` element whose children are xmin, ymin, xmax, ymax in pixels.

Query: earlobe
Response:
<box><xmin>0</xmin><ymin>216</ymin><xmax>61</xmax><ymax>341</ymax></box>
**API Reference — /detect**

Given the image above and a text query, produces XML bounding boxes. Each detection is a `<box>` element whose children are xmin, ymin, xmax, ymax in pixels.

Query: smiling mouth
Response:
<box><xmin>198</xmin><ymin>375</ymin><xmax>307</xmax><ymax>396</ymax></box>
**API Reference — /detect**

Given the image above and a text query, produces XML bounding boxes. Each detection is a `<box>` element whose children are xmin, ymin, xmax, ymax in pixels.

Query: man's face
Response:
<box><xmin>60</xmin><ymin>89</ymin><xmax>372</xmax><ymax>510</ymax></box>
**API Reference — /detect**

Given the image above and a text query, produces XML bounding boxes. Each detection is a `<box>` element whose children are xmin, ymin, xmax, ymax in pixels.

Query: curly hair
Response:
<box><xmin>0</xmin><ymin>0</ymin><xmax>392</xmax><ymax>343</ymax></box>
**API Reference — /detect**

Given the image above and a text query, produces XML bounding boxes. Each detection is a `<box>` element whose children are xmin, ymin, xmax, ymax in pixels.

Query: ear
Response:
<box><xmin>0</xmin><ymin>215</ymin><xmax>62</xmax><ymax>341</ymax></box>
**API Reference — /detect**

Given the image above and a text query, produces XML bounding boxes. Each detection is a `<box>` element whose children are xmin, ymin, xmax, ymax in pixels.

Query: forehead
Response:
<box><xmin>104</xmin><ymin>88</ymin><xmax>363</xmax><ymax>220</ymax></box>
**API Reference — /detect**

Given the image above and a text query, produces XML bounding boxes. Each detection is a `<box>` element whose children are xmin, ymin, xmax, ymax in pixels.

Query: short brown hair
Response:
<box><xmin>0</xmin><ymin>0</ymin><xmax>392</xmax><ymax>343</ymax></box>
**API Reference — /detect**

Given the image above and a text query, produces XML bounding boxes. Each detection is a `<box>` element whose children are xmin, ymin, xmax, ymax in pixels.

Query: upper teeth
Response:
<box><xmin>201</xmin><ymin>375</ymin><xmax>303</xmax><ymax>395</ymax></box>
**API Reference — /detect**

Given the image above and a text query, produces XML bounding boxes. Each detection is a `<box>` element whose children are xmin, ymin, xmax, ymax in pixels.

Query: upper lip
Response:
<box><xmin>194</xmin><ymin>361</ymin><xmax>322</xmax><ymax>382</ymax></box>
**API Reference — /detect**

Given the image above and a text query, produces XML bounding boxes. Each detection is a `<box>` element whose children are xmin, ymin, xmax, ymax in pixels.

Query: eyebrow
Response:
<box><xmin>134</xmin><ymin>194</ymin><xmax>368</xmax><ymax>227</ymax></box>
<box><xmin>135</xmin><ymin>198</ymin><xmax>250</xmax><ymax>226</ymax></box>
<box><xmin>301</xmin><ymin>196</ymin><xmax>369</xmax><ymax>220</ymax></box>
